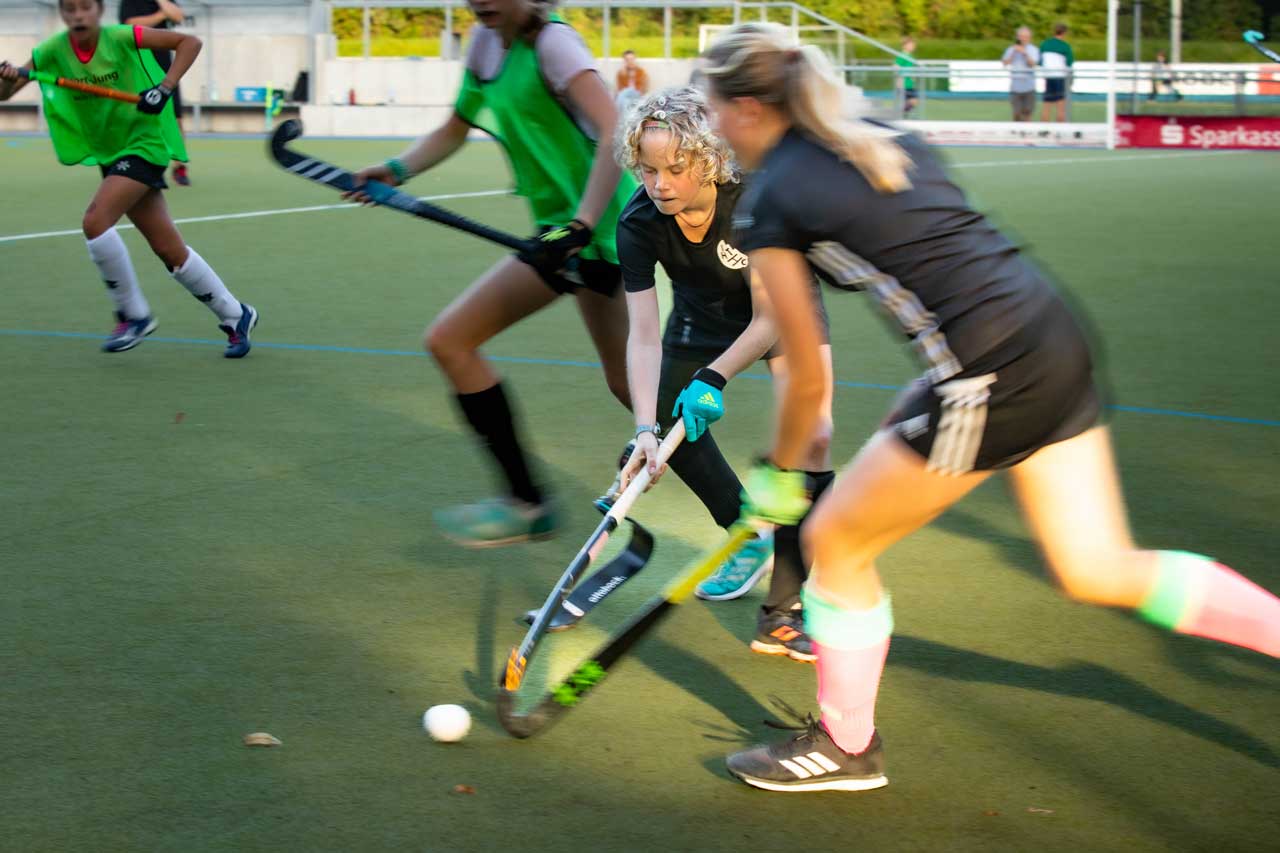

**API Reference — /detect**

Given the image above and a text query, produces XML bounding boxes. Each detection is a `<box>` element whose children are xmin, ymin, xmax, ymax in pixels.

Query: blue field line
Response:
<box><xmin>3</xmin><ymin>327</ymin><xmax>1277</xmax><ymax>428</ymax></box>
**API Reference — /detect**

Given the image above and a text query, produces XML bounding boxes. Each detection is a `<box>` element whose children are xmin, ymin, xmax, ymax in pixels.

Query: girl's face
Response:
<box><xmin>466</xmin><ymin>0</ymin><xmax>528</xmax><ymax>32</ymax></box>
<box><xmin>637</xmin><ymin>130</ymin><xmax>705</xmax><ymax>216</ymax></box>
<box><xmin>60</xmin><ymin>0</ymin><xmax>102</xmax><ymax>36</ymax></box>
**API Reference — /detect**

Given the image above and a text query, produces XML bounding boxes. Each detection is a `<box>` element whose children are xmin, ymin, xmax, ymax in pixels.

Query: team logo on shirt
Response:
<box><xmin>717</xmin><ymin>240</ymin><xmax>748</xmax><ymax>270</ymax></box>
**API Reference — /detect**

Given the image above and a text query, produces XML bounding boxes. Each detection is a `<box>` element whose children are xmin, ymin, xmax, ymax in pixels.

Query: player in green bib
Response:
<box><xmin>0</xmin><ymin>0</ymin><xmax>257</xmax><ymax>357</ymax></box>
<box><xmin>347</xmin><ymin>0</ymin><xmax>636</xmax><ymax>546</ymax></box>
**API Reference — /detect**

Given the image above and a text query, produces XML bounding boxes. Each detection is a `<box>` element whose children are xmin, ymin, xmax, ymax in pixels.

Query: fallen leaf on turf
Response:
<box><xmin>983</xmin><ymin>810</ymin><xmax>1000</xmax><ymax>817</ymax></box>
<box><xmin>452</xmin><ymin>785</ymin><xmax>476</xmax><ymax>795</ymax></box>
<box><xmin>1027</xmin><ymin>807</ymin><xmax>1054</xmax><ymax>815</ymax></box>
<box><xmin>242</xmin><ymin>732</ymin><xmax>282</xmax><ymax>747</ymax></box>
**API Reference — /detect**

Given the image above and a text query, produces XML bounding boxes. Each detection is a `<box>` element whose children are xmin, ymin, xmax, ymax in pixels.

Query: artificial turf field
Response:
<box><xmin>2</xmin><ymin>134</ymin><xmax>1278</xmax><ymax>852</ymax></box>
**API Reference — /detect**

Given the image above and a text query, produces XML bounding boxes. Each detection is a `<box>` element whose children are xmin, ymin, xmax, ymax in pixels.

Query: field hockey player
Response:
<box><xmin>700</xmin><ymin>23</ymin><xmax>1280</xmax><ymax>793</ymax></box>
<box><xmin>344</xmin><ymin>0</ymin><xmax>636</xmax><ymax>548</ymax></box>
<box><xmin>614</xmin><ymin>86</ymin><xmax>836</xmax><ymax>661</ymax></box>
<box><xmin>0</xmin><ymin>0</ymin><xmax>257</xmax><ymax>358</ymax></box>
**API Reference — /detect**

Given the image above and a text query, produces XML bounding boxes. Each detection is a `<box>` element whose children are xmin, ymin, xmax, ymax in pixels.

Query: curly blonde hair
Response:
<box><xmin>702</xmin><ymin>23</ymin><xmax>912</xmax><ymax>194</ymax></box>
<box><xmin>615</xmin><ymin>86</ymin><xmax>739</xmax><ymax>186</ymax></box>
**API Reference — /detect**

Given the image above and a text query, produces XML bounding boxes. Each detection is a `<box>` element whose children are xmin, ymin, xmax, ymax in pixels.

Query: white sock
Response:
<box><xmin>85</xmin><ymin>228</ymin><xmax>151</xmax><ymax>320</ymax></box>
<box><xmin>170</xmin><ymin>247</ymin><xmax>242</xmax><ymax>324</ymax></box>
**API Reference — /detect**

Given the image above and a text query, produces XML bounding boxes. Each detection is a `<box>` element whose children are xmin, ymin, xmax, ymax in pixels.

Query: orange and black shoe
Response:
<box><xmin>750</xmin><ymin>607</ymin><xmax>816</xmax><ymax>662</ymax></box>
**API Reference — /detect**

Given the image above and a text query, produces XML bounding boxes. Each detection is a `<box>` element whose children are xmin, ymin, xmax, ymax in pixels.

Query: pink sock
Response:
<box><xmin>814</xmin><ymin>639</ymin><xmax>890</xmax><ymax>754</ymax></box>
<box><xmin>1139</xmin><ymin>552</ymin><xmax>1280</xmax><ymax>657</ymax></box>
<box><xmin>803</xmin><ymin>582</ymin><xmax>893</xmax><ymax>755</ymax></box>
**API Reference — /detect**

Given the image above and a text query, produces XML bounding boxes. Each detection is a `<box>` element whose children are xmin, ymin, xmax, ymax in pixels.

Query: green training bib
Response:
<box><xmin>454</xmin><ymin>20</ymin><xmax>635</xmax><ymax>263</ymax></box>
<box><xmin>32</xmin><ymin>25</ymin><xmax>186</xmax><ymax>167</ymax></box>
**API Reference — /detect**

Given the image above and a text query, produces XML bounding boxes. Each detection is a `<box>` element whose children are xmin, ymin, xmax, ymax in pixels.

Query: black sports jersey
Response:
<box><xmin>119</xmin><ymin>0</ymin><xmax>175</xmax><ymax>70</ymax></box>
<box><xmin>618</xmin><ymin>182</ymin><xmax>754</xmax><ymax>354</ymax></box>
<box><xmin>735</xmin><ymin>127</ymin><xmax>1061</xmax><ymax>381</ymax></box>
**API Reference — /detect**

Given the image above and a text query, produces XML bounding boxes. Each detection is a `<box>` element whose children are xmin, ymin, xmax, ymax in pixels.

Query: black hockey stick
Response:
<box><xmin>497</xmin><ymin>422</ymin><xmax>685</xmax><ymax>736</ymax></box>
<box><xmin>520</xmin><ymin>511</ymin><xmax>654</xmax><ymax>632</ymax></box>
<box><xmin>1244</xmin><ymin>30</ymin><xmax>1280</xmax><ymax>62</ymax></box>
<box><xmin>268</xmin><ymin>120</ymin><xmax>534</xmax><ymax>252</ymax></box>
<box><xmin>497</xmin><ymin>521</ymin><xmax>756</xmax><ymax>738</ymax></box>
<box><xmin>519</xmin><ymin>440</ymin><xmax>649</xmax><ymax>632</ymax></box>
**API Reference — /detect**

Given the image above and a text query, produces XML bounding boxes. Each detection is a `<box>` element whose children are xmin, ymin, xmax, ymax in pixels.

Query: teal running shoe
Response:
<box><xmin>435</xmin><ymin>497</ymin><xmax>561</xmax><ymax>548</ymax></box>
<box><xmin>695</xmin><ymin>533</ymin><xmax>774</xmax><ymax>601</ymax></box>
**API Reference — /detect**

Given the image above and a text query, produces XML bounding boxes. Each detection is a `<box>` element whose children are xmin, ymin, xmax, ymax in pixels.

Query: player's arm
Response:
<box><xmin>136</xmin><ymin>27</ymin><xmax>201</xmax><ymax>89</ymax></box>
<box><xmin>343</xmin><ymin>113</ymin><xmax>469</xmax><ymax>201</ymax></box>
<box><xmin>0</xmin><ymin>59</ymin><xmax>34</xmax><ymax>101</ymax></box>
<box><xmin>125</xmin><ymin>0</ymin><xmax>184</xmax><ymax>27</ymax></box>
<box><xmin>749</xmin><ymin>247</ymin><xmax>826</xmax><ymax>471</ymax></box>
<box><xmin>625</xmin><ymin>286</ymin><xmax>663</xmax><ymax>432</ymax></box>
<box><xmin>395</xmin><ymin>113</ymin><xmax>471</xmax><ymax>176</ymax></box>
<box><xmin>706</xmin><ymin>268</ymin><xmax>777</xmax><ymax>381</ymax></box>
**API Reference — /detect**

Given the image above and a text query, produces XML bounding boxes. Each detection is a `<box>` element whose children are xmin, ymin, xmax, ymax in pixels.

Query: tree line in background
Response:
<box><xmin>333</xmin><ymin>0</ymin><xmax>1272</xmax><ymax>43</ymax></box>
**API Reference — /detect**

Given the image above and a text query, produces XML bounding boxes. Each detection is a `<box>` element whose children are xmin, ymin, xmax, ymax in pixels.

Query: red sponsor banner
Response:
<box><xmin>1117</xmin><ymin>115</ymin><xmax>1280</xmax><ymax>150</ymax></box>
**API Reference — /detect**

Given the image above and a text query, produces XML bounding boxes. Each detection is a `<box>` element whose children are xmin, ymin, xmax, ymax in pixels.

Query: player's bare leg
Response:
<box><xmin>426</xmin><ymin>256</ymin><xmax>568</xmax><ymax>546</ymax></box>
<box><xmin>84</xmin><ymin>176</ymin><xmax>156</xmax><ymax>352</ymax></box>
<box><xmin>1010</xmin><ymin>426</ymin><xmax>1280</xmax><ymax>654</ymax></box>
<box><xmin>127</xmin><ymin>189</ymin><xmax>256</xmax><ymax>356</ymax></box>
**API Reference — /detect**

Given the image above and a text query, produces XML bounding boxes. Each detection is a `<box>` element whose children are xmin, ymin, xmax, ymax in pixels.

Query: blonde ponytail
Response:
<box><xmin>703</xmin><ymin>24</ymin><xmax>912</xmax><ymax>194</ymax></box>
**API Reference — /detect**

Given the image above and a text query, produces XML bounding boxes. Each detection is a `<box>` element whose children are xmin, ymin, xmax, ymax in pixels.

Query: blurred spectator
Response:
<box><xmin>896</xmin><ymin>37</ymin><xmax>918</xmax><ymax>116</ymax></box>
<box><xmin>1039</xmin><ymin>22</ymin><xmax>1073</xmax><ymax>122</ymax></box>
<box><xmin>1149</xmin><ymin>51</ymin><xmax>1183</xmax><ymax>101</ymax></box>
<box><xmin>1001</xmin><ymin>26</ymin><xmax>1040</xmax><ymax>122</ymax></box>
<box><xmin>615</xmin><ymin>49</ymin><xmax>649</xmax><ymax>115</ymax></box>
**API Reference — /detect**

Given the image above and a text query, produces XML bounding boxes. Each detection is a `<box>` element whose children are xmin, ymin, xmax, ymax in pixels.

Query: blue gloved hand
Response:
<box><xmin>672</xmin><ymin>367</ymin><xmax>726</xmax><ymax>443</ymax></box>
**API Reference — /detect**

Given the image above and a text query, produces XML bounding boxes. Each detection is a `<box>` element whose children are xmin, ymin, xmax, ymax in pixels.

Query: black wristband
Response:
<box><xmin>692</xmin><ymin>367</ymin><xmax>727</xmax><ymax>390</ymax></box>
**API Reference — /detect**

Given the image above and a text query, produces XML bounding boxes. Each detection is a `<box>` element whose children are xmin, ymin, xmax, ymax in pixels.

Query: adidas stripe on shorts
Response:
<box><xmin>886</xmin><ymin>301</ymin><xmax>1101</xmax><ymax>474</ymax></box>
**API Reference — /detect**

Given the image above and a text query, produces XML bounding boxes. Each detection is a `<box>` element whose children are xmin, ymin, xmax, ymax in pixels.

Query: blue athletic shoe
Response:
<box><xmin>695</xmin><ymin>533</ymin><xmax>774</xmax><ymax>601</ymax></box>
<box><xmin>102</xmin><ymin>312</ymin><xmax>157</xmax><ymax>353</ymax></box>
<box><xmin>220</xmin><ymin>303</ymin><xmax>257</xmax><ymax>359</ymax></box>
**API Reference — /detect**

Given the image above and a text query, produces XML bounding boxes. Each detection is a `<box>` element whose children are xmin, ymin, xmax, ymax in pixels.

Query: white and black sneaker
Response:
<box><xmin>727</xmin><ymin>716</ymin><xmax>887</xmax><ymax>793</ymax></box>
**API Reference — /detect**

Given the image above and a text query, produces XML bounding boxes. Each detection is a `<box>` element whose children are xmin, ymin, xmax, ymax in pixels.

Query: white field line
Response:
<box><xmin>0</xmin><ymin>189</ymin><xmax>511</xmax><ymax>244</ymax></box>
<box><xmin>0</xmin><ymin>149</ymin><xmax>1248</xmax><ymax>243</ymax></box>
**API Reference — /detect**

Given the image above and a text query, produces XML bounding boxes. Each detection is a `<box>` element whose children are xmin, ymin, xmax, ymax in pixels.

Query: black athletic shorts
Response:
<box><xmin>886</xmin><ymin>300</ymin><xmax>1100</xmax><ymax>474</ymax></box>
<box><xmin>99</xmin><ymin>155</ymin><xmax>168</xmax><ymax>190</ymax></box>
<box><xmin>522</xmin><ymin>225</ymin><xmax>623</xmax><ymax>297</ymax></box>
<box><xmin>1043</xmin><ymin>78</ymin><xmax>1066</xmax><ymax>102</ymax></box>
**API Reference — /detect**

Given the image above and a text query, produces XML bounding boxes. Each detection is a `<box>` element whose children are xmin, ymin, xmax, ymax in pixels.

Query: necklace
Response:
<box><xmin>676</xmin><ymin>207</ymin><xmax>714</xmax><ymax>231</ymax></box>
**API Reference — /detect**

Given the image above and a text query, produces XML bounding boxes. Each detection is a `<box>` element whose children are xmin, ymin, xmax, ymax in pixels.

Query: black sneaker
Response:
<box><xmin>750</xmin><ymin>607</ymin><xmax>816</xmax><ymax>662</ymax></box>
<box><xmin>727</xmin><ymin>718</ymin><xmax>887</xmax><ymax>793</ymax></box>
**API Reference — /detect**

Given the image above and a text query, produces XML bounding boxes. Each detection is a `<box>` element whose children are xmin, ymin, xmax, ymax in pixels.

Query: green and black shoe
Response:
<box><xmin>434</xmin><ymin>497</ymin><xmax>561</xmax><ymax>548</ymax></box>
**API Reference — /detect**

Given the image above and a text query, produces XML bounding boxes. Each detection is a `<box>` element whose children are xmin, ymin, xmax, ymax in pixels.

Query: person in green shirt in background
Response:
<box><xmin>1040</xmin><ymin>22</ymin><xmax>1074</xmax><ymax>123</ymax></box>
<box><xmin>895</xmin><ymin>37</ymin><xmax>918</xmax><ymax>116</ymax></box>
<box><xmin>0</xmin><ymin>0</ymin><xmax>257</xmax><ymax>357</ymax></box>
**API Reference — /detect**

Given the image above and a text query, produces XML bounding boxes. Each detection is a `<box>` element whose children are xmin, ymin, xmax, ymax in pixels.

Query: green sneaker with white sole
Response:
<box><xmin>695</xmin><ymin>533</ymin><xmax>774</xmax><ymax>601</ymax></box>
<box><xmin>435</xmin><ymin>497</ymin><xmax>561</xmax><ymax>548</ymax></box>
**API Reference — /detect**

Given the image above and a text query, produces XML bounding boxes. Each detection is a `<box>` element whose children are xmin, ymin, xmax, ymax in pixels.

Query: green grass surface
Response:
<box><xmin>1</xmin><ymin>136</ymin><xmax>1278</xmax><ymax>852</ymax></box>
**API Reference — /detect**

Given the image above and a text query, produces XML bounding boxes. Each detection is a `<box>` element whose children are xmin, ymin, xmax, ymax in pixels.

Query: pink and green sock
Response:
<box><xmin>1137</xmin><ymin>551</ymin><xmax>1280</xmax><ymax>657</ymax></box>
<box><xmin>802</xmin><ymin>582</ymin><xmax>893</xmax><ymax>755</ymax></box>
